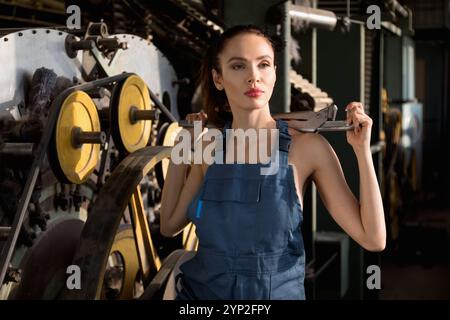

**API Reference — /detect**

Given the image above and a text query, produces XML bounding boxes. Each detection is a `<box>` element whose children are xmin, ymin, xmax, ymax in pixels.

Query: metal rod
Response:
<box><xmin>129</xmin><ymin>107</ymin><xmax>159</xmax><ymax>124</ymax></box>
<box><xmin>97</xmin><ymin>38</ymin><xmax>125</xmax><ymax>50</ymax></box>
<box><xmin>0</xmin><ymin>143</ymin><xmax>34</xmax><ymax>156</ymax></box>
<box><xmin>71</xmin><ymin>39</ymin><xmax>93</xmax><ymax>51</ymax></box>
<box><xmin>65</xmin><ymin>34</ymin><xmax>93</xmax><ymax>58</ymax></box>
<box><xmin>289</xmin><ymin>4</ymin><xmax>337</xmax><ymax>31</ymax></box>
<box><xmin>71</xmin><ymin>127</ymin><xmax>106</xmax><ymax>148</ymax></box>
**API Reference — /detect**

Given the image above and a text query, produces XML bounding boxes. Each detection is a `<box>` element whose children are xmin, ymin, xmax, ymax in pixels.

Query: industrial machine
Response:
<box><xmin>0</xmin><ymin>20</ymin><xmax>203</xmax><ymax>299</ymax></box>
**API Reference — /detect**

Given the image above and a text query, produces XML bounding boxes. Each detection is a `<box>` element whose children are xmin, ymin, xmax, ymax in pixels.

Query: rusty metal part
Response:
<box><xmin>59</xmin><ymin>146</ymin><xmax>172</xmax><ymax>299</ymax></box>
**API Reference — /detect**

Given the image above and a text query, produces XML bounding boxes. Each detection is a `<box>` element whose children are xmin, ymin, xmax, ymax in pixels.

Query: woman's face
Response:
<box><xmin>212</xmin><ymin>33</ymin><xmax>276</xmax><ymax>113</ymax></box>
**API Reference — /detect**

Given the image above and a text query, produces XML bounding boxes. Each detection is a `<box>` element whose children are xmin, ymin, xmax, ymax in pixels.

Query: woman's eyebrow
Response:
<box><xmin>226</xmin><ymin>55</ymin><xmax>273</xmax><ymax>63</ymax></box>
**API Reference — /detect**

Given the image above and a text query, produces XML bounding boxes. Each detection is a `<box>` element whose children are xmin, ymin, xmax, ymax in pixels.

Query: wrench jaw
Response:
<box><xmin>273</xmin><ymin>104</ymin><xmax>354</xmax><ymax>133</ymax></box>
<box><xmin>317</xmin><ymin>121</ymin><xmax>354</xmax><ymax>132</ymax></box>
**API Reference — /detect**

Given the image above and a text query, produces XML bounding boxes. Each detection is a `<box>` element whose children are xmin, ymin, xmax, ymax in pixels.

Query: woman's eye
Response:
<box><xmin>232</xmin><ymin>64</ymin><xmax>244</xmax><ymax>70</ymax></box>
<box><xmin>260</xmin><ymin>63</ymin><xmax>271</xmax><ymax>68</ymax></box>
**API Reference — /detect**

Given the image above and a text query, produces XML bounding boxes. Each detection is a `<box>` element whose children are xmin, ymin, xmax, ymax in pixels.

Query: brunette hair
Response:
<box><xmin>197</xmin><ymin>24</ymin><xmax>281</xmax><ymax>128</ymax></box>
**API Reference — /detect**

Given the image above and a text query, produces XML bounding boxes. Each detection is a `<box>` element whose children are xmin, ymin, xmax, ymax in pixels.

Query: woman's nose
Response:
<box><xmin>247</xmin><ymin>70</ymin><xmax>260</xmax><ymax>84</ymax></box>
<box><xmin>247</xmin><ymin>68</ymin><xmax>260</xmax><ymax>83</ymax></box>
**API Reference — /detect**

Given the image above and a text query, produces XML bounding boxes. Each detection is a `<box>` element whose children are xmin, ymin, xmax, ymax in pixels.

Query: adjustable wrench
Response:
<box><xmin>272</xmin><ymin>104</ymin><xmax>354</xmax><ymax>133</ymax></box>
<box><xmin>178</xmin><ymin>104</ymin><xmax>355</xmax><ymax>133</ymax></box>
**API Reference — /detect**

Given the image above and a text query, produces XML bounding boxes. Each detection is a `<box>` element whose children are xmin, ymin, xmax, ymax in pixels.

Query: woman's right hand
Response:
<box><xmin>185</xmin><ymin>110</ymin><xmax>208</xmax><ymax>130</ymax></box>
<box><xmin>184</xmin><ymin>110</ymin><xmax>208</xmax><ymax>146</ymax></box>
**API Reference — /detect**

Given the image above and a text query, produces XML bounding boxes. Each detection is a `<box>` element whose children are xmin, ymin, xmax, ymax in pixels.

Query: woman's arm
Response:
<box><xmin>160</xmin><ymin>112</ymin><xmax>207</xmax><ymax>237</ymax></box>
<box><xmin>291</xmin><ymin>102</ymin><xmax>386</xmax><ymax>251</ymax></box>
<box><xmin>160</xmin><ymin>162</ymin><xmax>203</xmax><ymax>237</ymax></box>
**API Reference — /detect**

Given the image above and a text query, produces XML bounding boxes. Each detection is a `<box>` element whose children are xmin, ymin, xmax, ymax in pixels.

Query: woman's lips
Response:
<box><xmin>244</xmin><ymin>89</ymin><xmax>264</xmax><ymax>98</ymax></box>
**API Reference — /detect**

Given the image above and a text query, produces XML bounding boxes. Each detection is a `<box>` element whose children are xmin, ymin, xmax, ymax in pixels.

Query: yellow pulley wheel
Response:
<box><xmin>155</xmin><ymin>122</ymin><xmax>182</xmax><ymax>189</ymax></box>
<box><xmin>50</xmin><ymin>91</ymin><xmax>104</xmax><ymax>184</ymax></box>
<box><xmin>111</xmin><ymin>75</ymin><xmax>155</xmax><ymax>154</ymax></box>
<box><xmin>101</xmin><ymin>225</ymin><xmax>141</xmax><ymax>300</ymax></box>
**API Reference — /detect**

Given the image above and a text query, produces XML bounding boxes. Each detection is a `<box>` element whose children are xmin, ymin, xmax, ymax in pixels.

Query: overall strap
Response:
<box><xmin>276</xmin><ymin>119</ymin><xmax>292</xmax><ymax>153</ymax></box>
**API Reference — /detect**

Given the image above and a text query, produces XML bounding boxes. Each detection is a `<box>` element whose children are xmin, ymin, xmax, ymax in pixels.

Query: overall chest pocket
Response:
<box><xmin>195</xmin><ymin>178</ymin><xmax>262</xmax><ymax>252</ymax></box>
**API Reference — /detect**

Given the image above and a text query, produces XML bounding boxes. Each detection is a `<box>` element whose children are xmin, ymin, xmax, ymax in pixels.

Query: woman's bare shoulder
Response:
<box><xmin>289</xmin><ymin>129</ymin><xmax>330</xmax><ymax>148</ymax></box>
<box><xmin>288</xmin><ymin>130</ymin><xmax>335</xmax><ymax>165</ymax></box>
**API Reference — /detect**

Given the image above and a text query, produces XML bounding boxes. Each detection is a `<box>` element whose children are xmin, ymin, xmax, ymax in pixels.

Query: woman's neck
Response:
<box><xmin>230</xmin><ymin>108</ymin><xmax>276</xmax><ymax>130</ymax></box>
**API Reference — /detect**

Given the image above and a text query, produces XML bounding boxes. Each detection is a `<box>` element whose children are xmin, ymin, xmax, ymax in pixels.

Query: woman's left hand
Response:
<box><xmin>345</xmin><ymin>102</ymin><xmax>373</xmax><ymax>152</ymax></box>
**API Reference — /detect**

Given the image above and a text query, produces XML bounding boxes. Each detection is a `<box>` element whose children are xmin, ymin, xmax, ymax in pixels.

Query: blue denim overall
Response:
<box><xmin>176</xmin><ymin>119</ymin><xmax>305</xmax><ymax>300</ymax></box>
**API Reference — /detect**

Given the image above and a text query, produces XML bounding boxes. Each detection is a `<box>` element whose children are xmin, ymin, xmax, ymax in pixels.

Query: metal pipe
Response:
<box><xmin>97</xmin><ymin>38</ymin><xmax>125</xmax><ymax>50</ymax></box>
<box><xmin>289</xmin><ymin>4</ymin><xmax>337</xmax><ymax>31</ymax></box>
<box><xmin>0</xmin><ymin>143</ymin><xmax>34</xmax><ymax>156</ymax></box>
<box><xmin>65</xmin><ymin>34</ymin><xmax>93</xmax><ymax>58</ymax></box>
<box><xmin>129</xmin><ymin>107</ymin><xmax>159</xmax><ymax>124</ymax></box>
<box><xmin>71</xmin><ymin>127</ymin><xmax>106</xmax><ymax>148</ymax></box>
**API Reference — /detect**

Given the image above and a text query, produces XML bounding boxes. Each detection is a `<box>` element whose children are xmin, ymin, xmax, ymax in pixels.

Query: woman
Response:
<box><xmin>160</xmin><ymin>25</ymin><xmax>386</xmax><ymax>300</ymax></box>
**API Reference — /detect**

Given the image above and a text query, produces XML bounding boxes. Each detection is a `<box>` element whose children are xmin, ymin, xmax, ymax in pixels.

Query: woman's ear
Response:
<box><xmin>212</xmin><ymin>69</ymin><xmax>223</xmax><ymax>91</ymax></box>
